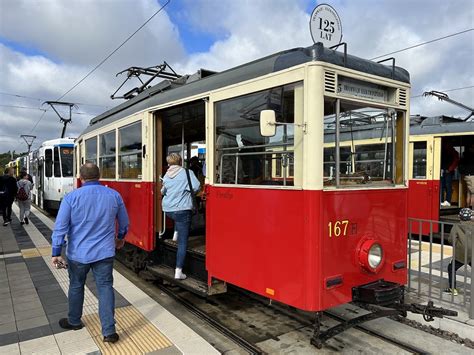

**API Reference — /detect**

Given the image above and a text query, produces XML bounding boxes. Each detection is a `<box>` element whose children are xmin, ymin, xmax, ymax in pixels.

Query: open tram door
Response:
<box><xmin>150</xmin><ymin>99</ymin><xmax>224</xmax><ymax>295</ymax></box>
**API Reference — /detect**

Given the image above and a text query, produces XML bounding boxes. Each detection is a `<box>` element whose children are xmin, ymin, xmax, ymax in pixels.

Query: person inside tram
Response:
<box><xmin>444</xmin><ymin>208</ymin><xmax>473</xmax><ymax>296</ymax></box>
<box><xmin>459</xmin><ymin>143</ymin><xmax>474</xmax><ymax>209</ymax></box>
<box><xmin>161</xmin><ymin>153</ymin><xmax>200</xmax><ymax>280</ymax></box>
<box><xmin>440</xmin><ymin>140</ymin><xmax>459</xmax><ymax>207</ymax></box>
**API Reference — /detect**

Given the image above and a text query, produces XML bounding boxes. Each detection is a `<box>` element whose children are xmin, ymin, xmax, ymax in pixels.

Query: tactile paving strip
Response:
<box><xmin>83</xmin><ymin>305</ymin><xmax>172</xmax><ymax>354</ymax></box>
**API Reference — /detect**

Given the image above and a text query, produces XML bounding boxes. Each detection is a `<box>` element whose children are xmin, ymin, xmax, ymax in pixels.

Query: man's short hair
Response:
<box><xmin>80</xmin><ymin>163</ymin><xmax>100</xmax><ymax>181</ymax></box>
<box><xmin>4</xmin><ymin>167</ymin><xmax>12</xmax><ymax>175</ymax></box>
<box><xmin>166</xmin><ymin>153</ymin><xmax>182</xmax><ymax>166</ymax></box>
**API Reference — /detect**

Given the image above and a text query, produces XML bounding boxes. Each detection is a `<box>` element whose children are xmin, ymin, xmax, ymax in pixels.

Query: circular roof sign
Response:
<box><xmin>309</xmin><ymin>4</ymin><xmax>343</xmax><ymax>47</ymax></box>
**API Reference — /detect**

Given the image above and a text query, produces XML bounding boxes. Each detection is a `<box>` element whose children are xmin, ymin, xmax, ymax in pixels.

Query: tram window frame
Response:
<box><xmin>45</xmin><ymin>149</ymin><xmax>53</xmax><ymax>177</ymax></box>
<box><xmin>60</xmin><ymin>147</ymin><xmax>74</xmax><ymax>177</ymax></box>
<box><xmin>118</xmin><ymin>121</ymin><xmax>142</xmax><ymax>180</ymax></box>
<box><xmin>412</xmin><ymin>141</ymin><xmax>427</xmax><ymax>179</ymax></box>
<box><xmin>214</xmin><ymin>83</ymin><xmax>301</xmax><ymax>187</ymax></box>
<box><xmin>99</xmin><ymin>130</ymin><xmax>116</xmax><ymax>179</ymax></box>
<box><xmin>53</xmin><ymin>147</ymin><xmax>61</xmax><ymax>177</ymax></box>
<box><xmin>85</xmin><ymin>137</ymin><xmax>98</xmax><ymax>165</ymax></box>
<box><xmin>323</xmin><ymin>98</ymin><xmax>405</xmax><ymax>188</ymax></box>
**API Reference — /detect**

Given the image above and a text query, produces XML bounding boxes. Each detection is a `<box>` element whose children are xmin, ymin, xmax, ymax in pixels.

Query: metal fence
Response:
<box><xmin>407</xmin><ymin>218</ymin><xmax>473</xmax><ymax>319</ymax></box>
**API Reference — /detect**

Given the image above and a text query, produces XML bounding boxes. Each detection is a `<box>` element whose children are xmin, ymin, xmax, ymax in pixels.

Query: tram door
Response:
<box><xmin>38</xmin><ymin>158</ymin><xmax>44</xmax><ymax>209</ymax></box>
<box><xmin>408</xmin><ymin>137</ymin><xmax>439</xmax><ymax>234</ymax></box>
<box><xmin>154</xmin><ymin>100</ymin><xmax>207</xmax><ymax>238</ymax></box>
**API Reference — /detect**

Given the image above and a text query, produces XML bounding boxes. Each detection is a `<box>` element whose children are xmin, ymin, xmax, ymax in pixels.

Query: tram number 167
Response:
<box><xmin>328</xmin><ymin>220</ymin><xmax>349</xmax><ymax>238</ymax></box>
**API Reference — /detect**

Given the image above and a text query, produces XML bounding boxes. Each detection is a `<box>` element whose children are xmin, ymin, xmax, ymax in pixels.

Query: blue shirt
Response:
<box><xmin>161</xmin><ymin>168</ymin><xmax>200</xmax><ymax>212</ymax></box>
<box><xmin>51</xmin><ymin>181</ymin><xmax>129</xmax><ymax>263</ymax></box>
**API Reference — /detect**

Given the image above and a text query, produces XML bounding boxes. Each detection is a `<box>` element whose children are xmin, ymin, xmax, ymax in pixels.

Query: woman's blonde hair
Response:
<box><xmin>166</xmin><ymin>153</ymin><xmax>182</xmax><ymax>166</ymax></box>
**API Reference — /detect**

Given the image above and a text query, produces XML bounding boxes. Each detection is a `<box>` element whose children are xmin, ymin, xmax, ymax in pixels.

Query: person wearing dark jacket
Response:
<box><xmin>459</xmin><ymin>143</ymin><xmax>474</xmax><ymax>209</ymax></box>
<box><xmin>0</xmin><ymin>167</ymin><xmax>18</xmax><ymax>226</ymax></box>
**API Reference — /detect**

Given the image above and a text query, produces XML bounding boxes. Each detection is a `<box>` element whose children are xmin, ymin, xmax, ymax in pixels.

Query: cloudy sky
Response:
<box><xmin>0</xmin><ymin>0</ymin><xmax>472</xmax><ymax>153</ymax></box>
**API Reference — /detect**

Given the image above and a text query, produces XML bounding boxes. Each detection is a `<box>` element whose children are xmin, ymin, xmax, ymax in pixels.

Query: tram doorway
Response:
<box><xmin>153</xmin><ymin>99</ymin><xmax>209</xmax><ymax>282</ymax></box>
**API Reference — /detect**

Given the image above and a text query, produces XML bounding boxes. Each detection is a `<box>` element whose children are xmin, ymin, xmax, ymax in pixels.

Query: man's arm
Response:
<box><xmin>51</xmin><ymin>198</ymin><xmax>71</xmax><ymax>257</ymax></box>
<box><xmin>115</xmin><ymin>195</ymin><xmax>129</xmax><ymax>250</ymax></box>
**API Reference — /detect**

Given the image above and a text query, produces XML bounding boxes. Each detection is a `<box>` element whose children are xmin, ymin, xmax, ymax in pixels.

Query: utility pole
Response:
<box><xmin>43</xmin><ymin>101</ymin><xmax>77</xmax><ymax>138</ymax></box>
<box><xmin>20</xmin><ymin>134</ymin><xmax>36</xmax><ymax>155</ymax></box>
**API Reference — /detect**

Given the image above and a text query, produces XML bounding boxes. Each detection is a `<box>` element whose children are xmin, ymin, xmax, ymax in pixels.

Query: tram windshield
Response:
<box><xmin>323</xmin><ymin>99</ymin><xmax>405</xmax><ymax>187</ymax></box>
<box><xmin>60</xmin><ymin>147</ymin><xmax>74</xmax><ymax>177</ymax></box>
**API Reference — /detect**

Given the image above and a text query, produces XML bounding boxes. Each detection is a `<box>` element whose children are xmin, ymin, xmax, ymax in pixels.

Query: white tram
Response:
<box><xmin>29</xmin><ymin>138</ymin><xmax>75</xmax><ymax>211</ymax></box>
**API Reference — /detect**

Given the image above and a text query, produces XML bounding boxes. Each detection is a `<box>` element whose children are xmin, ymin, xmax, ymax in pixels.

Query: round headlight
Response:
<box><xmin>368</xmin><ymin>243</ymin><xmax>383</xmax><ymax>269</ymax></box>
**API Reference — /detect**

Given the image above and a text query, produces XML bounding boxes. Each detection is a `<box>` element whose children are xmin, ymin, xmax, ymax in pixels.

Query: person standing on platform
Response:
<box><xmin>444</xmin><ymin>208</ymin><xmax>473</xmax><ymax>296</ymax></box>
<box><xmin>51</xmin><ymin>163</ymin><xmax>129</xmax><ymax>343</ymax></box>
<box><xmin>459</xmin><ymin>143</ymin><xmax>474</xmax><ymax>209</ymax></box>
<box><xmin>161</xmin><ymin>153</ymin><xmax>200</xmax><ymax>280</ymax></box>
<box><xmin>17</xmin><ymin>171</ymin><xmax>33</xmax><ymax>225</ymax></box>
<box><xmin>0</xmin><ymin>167</ymin><xmax>18</xmax><ymax>226</ymax></box>
<box><xmin>440</xmin><ymin>140</ymin><xmax>459</xmax><ymax>207</ymax></box>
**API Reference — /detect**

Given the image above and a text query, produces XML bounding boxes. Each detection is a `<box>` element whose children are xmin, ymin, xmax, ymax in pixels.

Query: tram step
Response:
<box><xmin>146</xmin><ymin>265</ymin><xmax>227</xmax><ymax>297</ymax></box>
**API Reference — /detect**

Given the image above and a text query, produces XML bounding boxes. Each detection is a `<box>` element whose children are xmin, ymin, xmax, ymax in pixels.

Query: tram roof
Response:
<box><xmin>410</xmin><ymin>115</ymin><xmax>474</xmax><ymax>135</ymax></box>
<box><xmin>84</xmin><ymin>43</ymin><xmax>410</xmax><ymax>135</ymax></box>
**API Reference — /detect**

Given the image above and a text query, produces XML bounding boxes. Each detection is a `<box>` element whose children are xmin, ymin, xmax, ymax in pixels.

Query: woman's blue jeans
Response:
<box><xmin>167</xmin><ymin>210</ymin><xmax>192</xmax><ymax>269</ymax></box>
<box><xmin>68</xmin><ymin>257</ymin><xmax>116</xmax><ymax>336</ymax></box>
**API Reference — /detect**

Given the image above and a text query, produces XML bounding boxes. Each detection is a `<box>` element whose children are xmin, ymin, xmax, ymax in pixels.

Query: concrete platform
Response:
<box><xmin>0</xmin><ymin>204</ymin><xmax>219</xmax><ymax>355</ymax></box>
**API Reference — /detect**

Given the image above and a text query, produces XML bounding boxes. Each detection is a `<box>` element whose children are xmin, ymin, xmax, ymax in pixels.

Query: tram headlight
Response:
<box><xmin>358</xmin><ymin>239</ymin><xmax>384</xmax><ymax>273</ymax></box>
<box><xmin>368</xmin><ymin>243</ymin><xmax>383</xmax><ymax>269</ymax></box>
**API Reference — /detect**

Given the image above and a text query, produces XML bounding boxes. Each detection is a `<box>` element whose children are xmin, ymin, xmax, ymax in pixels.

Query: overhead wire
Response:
<box><xmin>0</xmin><ymin>92</ymin><xmax>109</xmax><ymax>108</ymax></box>
<box><xmin>411</xmin><ymin>85</ymin><xmax>474</xmax><ymax>99</ymax></box>
<box><xmin>25</xmin><ymin>0</ymin><xmax>171</xmax><ymax>139</ymax></box>
<box><xmin>370</xmin><ymin>28</ymin><xmax>473</xmax><ymax>60</ymax></box>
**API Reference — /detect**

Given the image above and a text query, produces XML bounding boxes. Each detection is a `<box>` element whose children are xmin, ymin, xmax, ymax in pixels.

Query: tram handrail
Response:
<box><xmin>159</xmin><ymin>211</ymin><xmax>166</xmax><ymax>237</ymax></box>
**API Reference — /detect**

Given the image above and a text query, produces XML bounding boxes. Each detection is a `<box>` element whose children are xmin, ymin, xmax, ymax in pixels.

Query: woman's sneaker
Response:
<box><xmin>443</xmin><ymin>287</ymin><xmax>458</xmax><ymax>296</ymax></box>
<box><xmin>24</xmin><ymin>217</ymin><xmax>29</xmax><ymax>224</ymax></box>
<box><xmin>175</xmin><ymin>268</ymin><xmax>187</xmax><ymax>280</ymax></box>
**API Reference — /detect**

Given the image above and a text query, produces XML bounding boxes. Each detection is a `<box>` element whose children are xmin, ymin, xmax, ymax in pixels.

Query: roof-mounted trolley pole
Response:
<box><xmin>20</xmin><ymin>134</ymin><xmax>36</xmax><ymax>155</ymax></box>
<box><xmin>43</xmin><ymin>101</ymin><xmax>78</xmax><ymax>138</ymax></box>
<box><xmin>111</xmin><ymin>62</ymin><xmax>181</xmax><ymax>100</ymax></box>
<box><xmin>423</xmin><ymin>90</ymin><xmax>474</xmax><ymax>121</ymax></box>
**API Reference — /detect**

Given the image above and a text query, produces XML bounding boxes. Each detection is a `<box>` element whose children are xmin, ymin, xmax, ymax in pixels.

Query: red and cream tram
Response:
<box><xmin>76</xmin><ymin>43</ymin><xmax>453</xmax><ymax>345</ymax></box>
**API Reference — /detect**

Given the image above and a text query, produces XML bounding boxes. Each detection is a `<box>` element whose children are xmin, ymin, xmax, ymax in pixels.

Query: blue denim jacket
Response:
<box><xmin>161</xmin><ymin>168</ymin><xmax>200</xmax><ymax>212</ymax></box>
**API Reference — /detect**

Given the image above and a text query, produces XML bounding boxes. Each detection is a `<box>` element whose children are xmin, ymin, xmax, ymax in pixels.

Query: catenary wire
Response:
<box><xmin>411</xmin><ymin>85</ymin><xmax>474</xmax><ymax>99</ymax></box>
<box><xmin>370</xmin><ymin>28</ymin><xmax>473</xmax><ymax>60</ymax></box>
<box><xmin>24</xmin><ymin>0</ymin><xmax>171</xmax><ymax>140</ymax></box>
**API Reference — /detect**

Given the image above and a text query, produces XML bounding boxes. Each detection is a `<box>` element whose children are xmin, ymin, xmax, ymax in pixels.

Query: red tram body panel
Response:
<box><xmin>206</xmin><ymin>186</ymin><xmax>407</xmax><ymax>311</ymax></box>
<box><xmin>408</xmin><ymin>179</ymin><xmax>440</xmax><ymax>234</ymax></box>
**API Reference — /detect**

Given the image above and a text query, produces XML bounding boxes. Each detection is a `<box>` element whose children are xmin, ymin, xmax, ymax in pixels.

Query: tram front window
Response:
<box><xmin>324</xmin><ymin>99</ymin><xmax>405</xmax><ymax>187</ymax></box>
<box><xmin>60</xmin><ymin>147</ymin><xmax>74</xmax><ymax>177</ymax></box>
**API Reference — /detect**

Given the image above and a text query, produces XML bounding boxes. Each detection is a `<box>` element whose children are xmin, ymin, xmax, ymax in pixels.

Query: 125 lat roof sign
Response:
<box><xmin>309</xmin><ymin>4</ymin><xmax>343</xmax><ymax>47</ymax></box>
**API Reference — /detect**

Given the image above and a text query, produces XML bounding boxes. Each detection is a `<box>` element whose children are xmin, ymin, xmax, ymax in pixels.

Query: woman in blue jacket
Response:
<box><xmin>161</xmin><ymin>153</ymin><xmax>200</xmax><ymax>279</ymax></box>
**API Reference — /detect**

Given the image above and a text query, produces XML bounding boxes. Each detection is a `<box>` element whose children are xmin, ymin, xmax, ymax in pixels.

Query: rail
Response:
<box><xmin>407</xmin><ymin>218</ymin><xmax>474</xmax><ymax>318</ymax></box>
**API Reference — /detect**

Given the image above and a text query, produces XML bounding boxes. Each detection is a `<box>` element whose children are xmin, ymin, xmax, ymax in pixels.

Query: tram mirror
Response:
<box><xmin>260</xmin><ymin>110</ymin><xmax>276</xmax><ymax>137</ymax></box>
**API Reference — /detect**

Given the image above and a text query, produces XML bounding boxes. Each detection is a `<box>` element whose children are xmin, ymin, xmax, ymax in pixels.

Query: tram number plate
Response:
<box><xmin>328</xmin><ymin>220</ymin><xmax>349</xmax><ymax>238</ymax></box>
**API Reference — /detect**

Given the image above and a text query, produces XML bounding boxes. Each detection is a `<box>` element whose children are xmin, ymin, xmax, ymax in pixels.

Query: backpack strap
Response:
<box><xmin>185</xmin><ymin>168</ymin><xmax>198</xmax><ymax>213</ymax></box>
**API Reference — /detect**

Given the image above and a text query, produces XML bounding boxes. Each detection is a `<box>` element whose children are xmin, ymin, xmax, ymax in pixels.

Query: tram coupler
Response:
<box><xmin>311</xmin><ymin>280</ymin><xmax>458</xmax><ymax>348</ymax></box>
<box><xmin>393</xmin><ymin>301</ymin><xmax>458</xmax><ymax>321</ymax></box>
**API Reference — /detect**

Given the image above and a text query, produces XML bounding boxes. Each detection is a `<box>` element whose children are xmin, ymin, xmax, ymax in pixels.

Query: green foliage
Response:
<box><xmin>0</xmin><ymin>151</ymin><xmax>27</xmax><ymax>169</ymax></box>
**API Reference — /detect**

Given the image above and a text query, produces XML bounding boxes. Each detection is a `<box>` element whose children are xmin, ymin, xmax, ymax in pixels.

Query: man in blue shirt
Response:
<box><xmin>51</xmin><ymin>163</ymin><xmax>129</xmax><ymax>343</ymax></box>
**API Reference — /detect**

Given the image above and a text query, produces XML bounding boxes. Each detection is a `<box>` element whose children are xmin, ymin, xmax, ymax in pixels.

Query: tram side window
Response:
<box><xmin>215</xmin><ymin>83</ymin><xmax>298</xmax><ymax>186</ymax></box>
<box><xmin>85</xmin><ymin>137</ymin><xmax>97</xmax><ymax>165</ymax></box>
<box><xmin>412</xmin><ymin>142</ymin><xmax>427</xmax><ymax>179</ymax></box>
<box><xmin>45</xmin><ymin>149</ymin><xmax>53</xmax><ymax>177</ymax></box>
<box><xmin>119</xmin><ymin>122</ymin><xmax>142</xmax><ymax>179</ymax></box>
<box><xmin>99</xmin><ymin>131</ymin><xmax>116</xmax><ymax>179</ymax></box>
